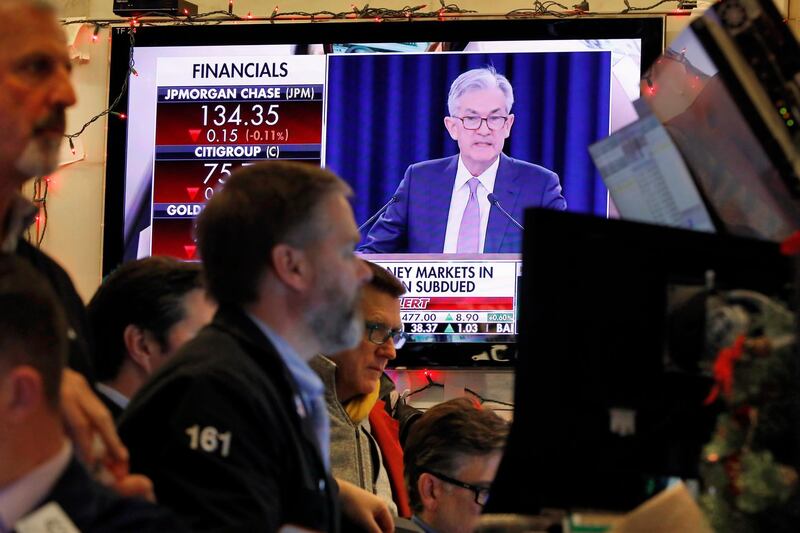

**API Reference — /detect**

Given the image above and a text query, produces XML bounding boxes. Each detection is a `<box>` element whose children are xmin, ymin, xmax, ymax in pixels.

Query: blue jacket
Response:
<box><xmin>359</xmin><ymin>153</ymin><xmax>566</xmax><ymax>253</ymax></box>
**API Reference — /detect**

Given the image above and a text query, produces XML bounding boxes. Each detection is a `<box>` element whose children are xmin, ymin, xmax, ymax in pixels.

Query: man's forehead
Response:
<box><xmin>301</xmin><ymin>191</ymin><xmax>358</xmax><ymax>244</ymax></box>
<box><xmin>0</xmin><ymin>7</ymin><xmax>66</xmax><ymax>53</ymax></box>
<box><xmin>461</xmin><ymin>104</ymin><xmax>504</xmax><ymax>113</ymax></box>
<box><xmin>456</xmin><ymin>88</ymin><xmax>506</xmax><ymax>110</ymax></box>
<box><xmin>324</xmin><ymin>193</ymin><xmax>360</xmax><ymax>239</ymax></box>
<box><xmin>361</xmin><ymin>288</ymin><xmax>401</xmax><ymax>321</ymax></box>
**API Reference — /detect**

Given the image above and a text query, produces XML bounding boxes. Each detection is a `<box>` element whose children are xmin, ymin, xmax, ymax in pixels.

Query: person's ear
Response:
<box><xmin>504</xmin><ymin>113</ymin><xmax>515</xmax><ymax>138</ymax></box>
<box><xmin>0</xmin><ymin>366</ymin><xmax>45</xmax><ymax>423</ymax></box>
<box><xmin>123</xmin><ymin>324</ymin><xmax>159</xmax><ymax>374</ymax></box>
<box><xmin>417</xmin><ymin>472</ymin><xmax>440</xmax><ymax>512</ymax></box>
<box><xmin>444</xmin><ymin>116</ymin><xmax>460</xmax><ymax>141</ymax></box>
<box><xmin>270</xmin><ymin>243</ymin><xmax>313</xmax><ymax>292</ymax></box>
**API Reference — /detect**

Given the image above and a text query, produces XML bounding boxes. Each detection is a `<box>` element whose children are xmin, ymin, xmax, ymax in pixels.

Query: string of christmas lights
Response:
<box><xmin>464</xmin><ymin>386</ymin><xmax>514</xmax><ymax>408</ymax></box>
<box><xmin>507</xmin><ymin>0</ymin><xmax>591</xmax><ymax>18</ymax></box>
<box><xmin>27</xmin><ymin>176</ymin><xmax>50</xmax><ymax>247</ymax></box>
<box><xmin>66</xmin><ymin>28</ymin><xmax>134</xmax><ymax>151</ymax></box>
<box><xmin>620</xmin><ymin>0</ymin><xmax>688</xmax><ymax>13</ymax></box>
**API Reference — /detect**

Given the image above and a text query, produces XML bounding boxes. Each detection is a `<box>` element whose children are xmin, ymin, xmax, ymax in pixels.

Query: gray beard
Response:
<box><xmin>15</xmin><ymin>137</ymin><xmax>62</xmax><ymax>178</ymax></box>
<box><xmin>306</xmin><ymin>300</ymin><xmax>363</xmax><ymax>354</ymax></box>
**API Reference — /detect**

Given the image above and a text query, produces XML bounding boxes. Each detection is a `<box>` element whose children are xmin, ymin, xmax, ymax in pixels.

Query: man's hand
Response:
<box><xmin>60</xmin><ymin>369</ymin><xmax>128</xmax><ymax>470</ymax></box>
<box><xmin>113</xmin><ymin>472</ymin><xmax>156</xmax><ymax>503</ymax></box>
<box><xmin>337</xmin><ymin>478</ymin><xmax>394</xmax><ymax>533</ymax></box>
<box><xmin>61</xmin><ymin>369</ymin><xmax>159</xmax><ymax>502</ymax></box>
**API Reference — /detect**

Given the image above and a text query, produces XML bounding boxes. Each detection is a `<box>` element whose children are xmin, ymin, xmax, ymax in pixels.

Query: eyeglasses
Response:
<box><xmin>452</xmin><ymin>115</ymin><xmax>509</xmax><ymax>131</ymax></box>
<box><xmin>365</xmin><ymin>321</ymin><xmax>406</xmax><ymax>349</ymax></box>
<box><xmin>421</xmin><ymin>469</ymin><xmax>491</xmax><ymax>506</ymax></box>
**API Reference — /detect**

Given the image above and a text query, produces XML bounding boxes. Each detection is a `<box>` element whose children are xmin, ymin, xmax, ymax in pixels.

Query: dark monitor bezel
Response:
<box><xmin>487</xmin><ymin>207</ymin><xmax>793</xmax><ymax>512</ymax></box>
<box><xmin>104</xmin><ymin>17</ymin><xmax>664</xmax><ymax>367</ymax></box>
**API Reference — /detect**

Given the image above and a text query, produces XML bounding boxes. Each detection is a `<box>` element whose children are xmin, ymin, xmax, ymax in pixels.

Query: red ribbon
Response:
<box><xmin>780</xmin><ymin>230</ymin><xmax>800</xmax><ymax>256</ymax></box>
<box><xmin>704</xmin><ymin>335</ymin><xmax>746</xmax><ymax>405</ymax></box>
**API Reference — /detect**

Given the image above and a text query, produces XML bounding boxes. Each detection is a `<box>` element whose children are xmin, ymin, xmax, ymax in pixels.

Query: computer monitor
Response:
<box><xmin>595</xmin><ymin>0</ymin><xmax>800</xmax><ymax>243</ymax></box>
<box><xmin>486</xmin><ymin>208</ymin><xmax>792</xmax><ymax>512</ymax></box>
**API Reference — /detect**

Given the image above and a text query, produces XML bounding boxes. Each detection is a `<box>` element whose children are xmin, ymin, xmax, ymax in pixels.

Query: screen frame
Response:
<box><xmin>104</xmin><ymin>16</ymin><xmax>664</xmax><ymax>367</ymax></box>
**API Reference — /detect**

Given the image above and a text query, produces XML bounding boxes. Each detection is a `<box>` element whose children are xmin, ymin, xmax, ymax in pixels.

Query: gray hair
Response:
<box><xmin>404</xmin><ymin>397</ymin><xmax>509</xmax><ymax>513</ymax></box>
<box><xmin>0</xmin><ymin>0</ymin><xmax>57</xmax><ymax>18</ymax></box>
<box><xmin>1</xmin><ymin>0</ymin><xmax>56</xmax><ymax>11</ymax></box>
<box><xmin>447</xmin><ymin>66</ymin><xmax>514</xmax><ymax>116</ymax></box>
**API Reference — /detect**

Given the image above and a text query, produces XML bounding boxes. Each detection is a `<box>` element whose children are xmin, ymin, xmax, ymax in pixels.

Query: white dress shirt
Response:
<box><xmin>95</xmin><ymin>382</ymin><xmax>130</xmax><ymax>411</ymax></box>
<box><xmin>442</xmin><ymin>156</ymin><xmax>500</xmax><ymax>253</ymax></box>
<box><xmin>0</xmin><ymin>441</ymin><xmax>72</xmax><ymax>530</ymax></box>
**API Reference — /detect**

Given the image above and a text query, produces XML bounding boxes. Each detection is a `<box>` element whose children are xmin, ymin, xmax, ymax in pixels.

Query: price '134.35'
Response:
<box><xmin>201</xmin><ymin>104</ymin><xmax>279</xmax><ymax>127</ymax></box>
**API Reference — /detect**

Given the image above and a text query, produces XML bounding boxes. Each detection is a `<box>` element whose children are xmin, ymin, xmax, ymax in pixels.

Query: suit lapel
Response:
<box><xmin>36</xmin><ymin>456</ymin><xmax>95</xmax><ymax>528</ymax></box>
<box><xmin>426</xmin><ymin>156</ymin><xmax>458</xmax><ymax>252</ymax></box>
<box><xmin>485</xmin><ymin>154</ymin><xmax>521</xmax><ymax>253</ymax></box>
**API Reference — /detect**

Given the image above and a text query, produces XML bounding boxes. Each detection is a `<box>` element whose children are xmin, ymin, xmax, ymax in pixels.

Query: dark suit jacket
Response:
<box><xmin>118</xmin><ymin>305</ymin><xmax>339</xmax><ymax>532</ymax></box>
<box><xmin>22</xmin><ymin>455</ymin><xmax>183</xmax><ymax>532</ymax></box>
<box><xmin>96</xmin><ymin>387</ymin><xmax>126</xmax><ymax>421</ymax></box>
<box><xmin>15</xmin><ymin>239</ymin><xmax>95</xmax><ymax>380</ymax></box>
<box><xmin>359</xmin><ymin>153</ymin><xmax>566</xmax><ymax>253</ymax></box>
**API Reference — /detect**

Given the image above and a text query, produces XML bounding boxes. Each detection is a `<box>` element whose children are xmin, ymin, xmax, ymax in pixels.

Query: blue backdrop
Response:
<box><xmin>324</xmin><ymin>51</ymin><xmax>612</xmax><ymax>226</ymax></box>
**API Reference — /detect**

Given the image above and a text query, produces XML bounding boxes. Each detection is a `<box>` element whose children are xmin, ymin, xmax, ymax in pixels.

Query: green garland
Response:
<box><xmin>701</xmin><ymin>291</ymin><xmax>800</xmax><ymax>532</ymax></box>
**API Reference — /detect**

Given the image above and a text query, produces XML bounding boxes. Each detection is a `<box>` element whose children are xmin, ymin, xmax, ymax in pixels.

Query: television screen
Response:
<box><xmin>104</xmin><ymin>17</ymin><xmax>663</xmax><ymax>355</ymax></box>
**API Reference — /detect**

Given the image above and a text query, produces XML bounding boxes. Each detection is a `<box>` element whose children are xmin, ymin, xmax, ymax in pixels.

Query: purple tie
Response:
<box><xmin>457</xmin><ymin>178</ymin><xmax>481</xmax><ymax>253</ymax></box>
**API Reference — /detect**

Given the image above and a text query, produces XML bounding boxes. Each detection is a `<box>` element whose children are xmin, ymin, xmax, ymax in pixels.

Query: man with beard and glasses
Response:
<box><xmin>119</xmin><ymin>162</ymin><xmax>393</xmax><ymax>533</ymax></box>
<box><xmin>0</xmin><ymin>0</ymin><xmax>148</xmax><ymax>500</ymax></box>
<box><xmin>310</xmin><ymin>261</ymin><xmax>412</xmax><ymax>517</ymax></box>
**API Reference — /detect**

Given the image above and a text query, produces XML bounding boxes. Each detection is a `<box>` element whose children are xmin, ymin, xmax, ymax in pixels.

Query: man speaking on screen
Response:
<box><xmin>359</xmin><ymin>66</ymin><xmax>566</xmax><ymax>254</ymax></box>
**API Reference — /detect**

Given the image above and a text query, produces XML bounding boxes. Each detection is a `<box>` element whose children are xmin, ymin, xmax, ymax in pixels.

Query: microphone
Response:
<box><xmin>358</xmin><ymin>195</ymin><xmax>399</xmax><ymax>234</ymax></box>
<box><xmin>487</xmin><ymin>193</ymin><xmax>524</xmax><ymax>231</ymax></box>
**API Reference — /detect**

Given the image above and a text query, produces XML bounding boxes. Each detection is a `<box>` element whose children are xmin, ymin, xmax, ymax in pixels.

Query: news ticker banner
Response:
<box><xmin>150</xmin><ymin>55</ymin><xmax>325</xmax><ymax>258</ymax></box>
<box><xmin>369</xmin><ymin>258</ymin><xmax>522</xmax><ymax>343</ymax></box>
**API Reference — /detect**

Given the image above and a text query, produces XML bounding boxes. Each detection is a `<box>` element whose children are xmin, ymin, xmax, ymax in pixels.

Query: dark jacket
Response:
<box><xmin>360</xmin><ymin>153</ymin><xmax>566</xmax><ymax>254</ymax></box>
<box><xmin>95</xmin><ymin>387</ymin><xmax>126</xmax><ymax>421</ymax></box>
<box><xmin>118</xmin><ymin>305</ymin><xmax>339</xmax><ymax>532</ymax></box>
<box><xmin>24</xmin><ymin>455</ymin><xmax>183</xmax><ymax>532</ymax></box>
<box><xmin>15</xmin><ymin>238</ymin><xmax>95</xmax><ymax>380</ymax></box>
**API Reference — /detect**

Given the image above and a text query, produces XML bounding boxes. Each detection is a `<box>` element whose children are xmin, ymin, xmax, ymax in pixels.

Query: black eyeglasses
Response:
<box><xmin>421</xmin><ymin>468</ymin><xmax>491</xmax><ymax>506</ymax></box>
<box><xmin>365</xmin><ymin>322</ymin><xmax>406</xmax><ymax>349</ymax></box>
<box><xmin>452</xmin><ymin>115</ymin><xmax>509</xmax><ymax>131</ymax></box>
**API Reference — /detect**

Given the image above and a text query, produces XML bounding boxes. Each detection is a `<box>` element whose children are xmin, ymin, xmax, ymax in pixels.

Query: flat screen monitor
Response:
<box><xmin>592</xmin><ymin>0</ymin><xmax>800</xmax><ymax>243</ymax></box>
<box><xmin>486</xmin><ymin>208</ymin><xmax>793</xmax><ymax>512</ymax></box>
<box><xmin>104</xmin><ymin>17</ymin><xmax>664</xmax><ymax>361</ymax></box>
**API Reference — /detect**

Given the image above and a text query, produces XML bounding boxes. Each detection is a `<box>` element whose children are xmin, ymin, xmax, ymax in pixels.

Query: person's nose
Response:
<box><xmin>51</xmin><ymin>66</ymin><xmax>77</xmax><ymax>109</ymax></box>
<box><xmin>377</xmin><ymin>338</ymin><xmax>397</xmax><ymax>360</ymax></box>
